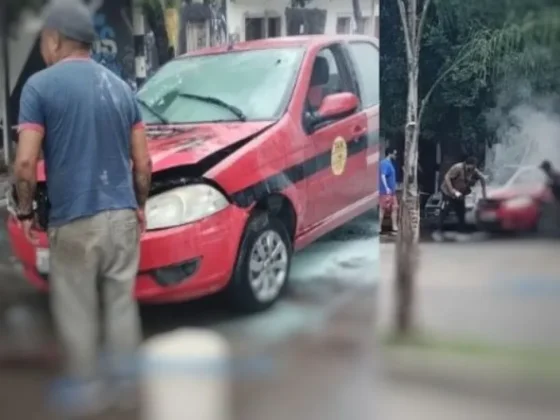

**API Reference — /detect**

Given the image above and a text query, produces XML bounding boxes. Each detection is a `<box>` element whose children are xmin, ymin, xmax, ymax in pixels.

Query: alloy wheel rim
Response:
<box><xmin>248</xmin><ymin>230</ymin><xmax>289</xmax><ymax>302</ymax></box>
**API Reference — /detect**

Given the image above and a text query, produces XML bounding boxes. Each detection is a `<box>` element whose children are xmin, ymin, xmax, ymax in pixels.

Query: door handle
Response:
<box><xmin>353</xmin><ymin>125</ymin><xmax>364</xmax><ymax>134</ymax></box>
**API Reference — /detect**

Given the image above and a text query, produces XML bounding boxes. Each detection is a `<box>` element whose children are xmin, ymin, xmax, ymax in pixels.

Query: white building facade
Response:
<box><xmin>225</xmin><ymin>0</ymin><xmax>379</xmax><ymax>42</ymax></box>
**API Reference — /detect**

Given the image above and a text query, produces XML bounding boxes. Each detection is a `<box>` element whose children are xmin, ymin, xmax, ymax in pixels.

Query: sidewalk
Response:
<box><xmin>0</xmin><ymin>282</ymin><xmax>378</xmax><ymax>420</ymax></box>
<box><xmin>377</xmin><ymin>239</ymin><xmax>560</xmax><ymax>417</ymax></box>
<box><xmin>378</xmin><ymin>239</ymin><xmax>560</xmax><ymax>346</ymax></box>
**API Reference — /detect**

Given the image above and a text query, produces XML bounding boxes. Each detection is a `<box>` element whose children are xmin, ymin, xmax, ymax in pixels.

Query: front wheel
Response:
<box><xmin>227</xmin><ymin>212</ymin><xmax>292</xmax><ymax>313</ymax></box>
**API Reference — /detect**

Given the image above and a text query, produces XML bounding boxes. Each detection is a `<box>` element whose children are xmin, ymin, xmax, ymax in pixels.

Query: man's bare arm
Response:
<box><xmin>381</xmin><ymin>174</ymin><xmax>390</xmax><ymax>192</ymax></box>
<box><xmin>444</xmin><ymin>164</ymin><xmax>460</xmax><ymax>195</ymax></box>
<box><xmin>476</xmin><ymin>169</ymin><xmax>487</xmax><ymax>198</ymax></box>
<box><xmin>14</xmin><ymin>129</ymin><xmax>44</xmax><ymax>213</ymax></box>
<box><xmin>131</xmin><ymin>127</ymin><xmax>152</xmax><ymax>206</ymax></box>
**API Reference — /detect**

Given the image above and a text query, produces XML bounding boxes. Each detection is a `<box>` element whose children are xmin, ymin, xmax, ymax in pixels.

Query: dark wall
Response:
<box><xmin>7</xmin><ymin>0</ymin><xmax>135</xmax><ymax>143</ymax></box>
<box><xmin>8</xmin><ymin>38</ymin><xmax>44</xmax><ymax>142</ymax></box>
<box><xmin>91</xmin><ymin>0</ymin><xmax>134</xmax><ymax>87</ymax></box>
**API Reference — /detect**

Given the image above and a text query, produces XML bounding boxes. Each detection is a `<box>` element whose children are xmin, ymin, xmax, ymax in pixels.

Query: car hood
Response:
<box><xmin>486</xmin><ymin>183</ymin><xmax>546</xmax><ymax>200</ymax></box>
<box><xmin>36</xmin><ymin>121</ymin><xmax>274</xmax><ymax>181</ymax></box>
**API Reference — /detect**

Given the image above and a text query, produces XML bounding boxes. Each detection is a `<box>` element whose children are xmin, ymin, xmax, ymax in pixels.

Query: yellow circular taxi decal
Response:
<box><xmin>331</xmin><ymin>136</ymin><xmax>348</xmax><ymax>176</ymax></box>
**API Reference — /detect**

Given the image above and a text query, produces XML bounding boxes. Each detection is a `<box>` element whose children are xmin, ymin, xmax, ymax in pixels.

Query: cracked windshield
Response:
<box><xmin>0</xmin><ymin>1</ymin><xmax>559</xmax><ymax>420</ymax></box>
<box><xmin>137</xmin><ymin>48</ymin><xmax>304</xmax><ymax>123</ymax></box>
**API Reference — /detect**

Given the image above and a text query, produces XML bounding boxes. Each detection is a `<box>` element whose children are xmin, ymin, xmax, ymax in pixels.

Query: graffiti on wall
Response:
<box><xmin>90</xmin><ymin>0</ymin><xmax>135</xmax><ymax>88</ymax></box>
<box><xmin>92</xmin><ymin>14</ymin><xmax>120</xmax><ymax>74</ymax></box>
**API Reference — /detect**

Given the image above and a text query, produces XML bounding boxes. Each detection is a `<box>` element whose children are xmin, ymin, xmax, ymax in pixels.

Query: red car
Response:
<box><xmin>7</xmin><ymin>35</ymin><xmax>380</xmax><ymax>312</ymax></box>
<box><xmin>475</xmin><ymin>165</ymin><xmax>554</xmax><ymax>232</ymax></box>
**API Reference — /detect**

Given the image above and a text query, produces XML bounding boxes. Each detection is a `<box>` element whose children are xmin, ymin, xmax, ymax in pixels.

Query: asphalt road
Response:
<box><xmin>378</xmin><ymin>238</ymin><xmax>560</xmax><ymax>347</ymax></box>
<box><xmin>0</xmin><ymin>207</ymin><xmax>379</xmax><ymax>419</ymax></box>
<box><xmin>0</xmin><ymin>207</ymin><xmax>379</xmax><ymax>355</ymax></box>
<box><xmin>377</xmin><ymin>237</ymin><xmax>560</xmax><ymax>420</ymax></box>
<box><xmin>5</xmin><ymin>207</ymin><xmax>557</xmax><ymax>420</ymax></box>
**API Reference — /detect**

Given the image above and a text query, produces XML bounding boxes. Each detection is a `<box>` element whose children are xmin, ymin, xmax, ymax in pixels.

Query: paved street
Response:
<box><xmin>0</xmin><ymin>208</ymin><xmax>379</xmax><ymax>419</ymax></box>
<box><xmin>378</xmin><ymin>238</ymin><xmax>560</xmax><ymax>346</ymax></box>
<box><xmin>377</xmin><ymin>238</ymin><xmax>560</xmax><ymax>420</ymax></box>
<box><xmin>0</xmin><ymin>208</ymin><xmax>378</xmax><ymax>348</ymax></box>
<box><xmin>3</xmin><ymin>204</ymin><xmax>560</xmax><ymax>419</ymax></box>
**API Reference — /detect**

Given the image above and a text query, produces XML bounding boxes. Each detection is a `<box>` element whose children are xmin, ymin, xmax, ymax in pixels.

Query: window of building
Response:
<box><xmin>245</xmin><ymin>17</ymin><xmax>264</xmax><ymax>40</ymax></box>
<box><xmin>245</xmin><ymin>16</ymin><xmax>282</xmax><ymax>40</ymax></box>
<box><xmin>268</xmin><ymin>17</ymin><xmax>281</xmax><ymax>37</ymax></box>
<box><xmin>336</xmin><ymin>17</ymin><xmax>351</xmax><ymax>34</ymax></box>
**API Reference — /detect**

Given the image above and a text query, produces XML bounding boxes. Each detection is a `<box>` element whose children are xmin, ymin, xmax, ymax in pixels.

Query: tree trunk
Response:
<box><xmin>394</xmin><ymin>53</ymin><xmax>420</xmax><ymax>334</ymax></box>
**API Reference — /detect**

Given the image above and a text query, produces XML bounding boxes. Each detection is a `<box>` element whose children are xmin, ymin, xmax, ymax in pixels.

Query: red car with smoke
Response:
<box><xmin>7</xmin><ymin>35</ymin><xmax>380</xmax><ymax>312</ymax></box>
<box><xmin>475</xmin><ymin>165</ymin><xmax>554</xmax><ymax>233</ymax></box>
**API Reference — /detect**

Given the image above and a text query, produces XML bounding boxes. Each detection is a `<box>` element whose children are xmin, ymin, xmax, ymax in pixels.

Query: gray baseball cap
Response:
<box><xmin>43</xmin><ymin>0</ymin><xmax>96</xmax><ymax>44</ymax></box>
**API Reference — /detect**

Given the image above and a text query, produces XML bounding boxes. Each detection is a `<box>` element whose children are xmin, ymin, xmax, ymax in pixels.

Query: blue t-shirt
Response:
<box><xmin>379</xmin><ymin>157</ymin><xmax>396</xmax><ymax>195</ymax></box>
<box><xmin>18</xmin><ymin>58</ymin><xmax>142</xmax><ymax>227</ymax></box>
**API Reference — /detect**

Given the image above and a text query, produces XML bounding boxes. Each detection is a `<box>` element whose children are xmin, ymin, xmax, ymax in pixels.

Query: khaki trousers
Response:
<box><xmin>48</xmin><ymin>209</ymin><xmax>141</xmax><ymax>381</ymax></box>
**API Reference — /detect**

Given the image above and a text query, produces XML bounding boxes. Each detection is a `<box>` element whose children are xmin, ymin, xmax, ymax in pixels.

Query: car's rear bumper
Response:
<box><xmin>7</xmin><ymin>206</ymin><xmax>249</xmax><ymax>303</ymax></box>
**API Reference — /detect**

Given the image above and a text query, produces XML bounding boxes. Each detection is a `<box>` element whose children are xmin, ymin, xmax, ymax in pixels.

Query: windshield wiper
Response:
<box><xmin>177</xmin><ymin>93</ymin><xmax>247</xmax><ymax>121</ymax></box>
<box><xmin>137</xmin><ymin>98</ymin><xmax>170</xmax><ymax>125</ymax></box>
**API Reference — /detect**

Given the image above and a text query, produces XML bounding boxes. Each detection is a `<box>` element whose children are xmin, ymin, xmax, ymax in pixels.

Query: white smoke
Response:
<box><xmin>485</xmin><ymin>83</ymin><xmax>560</xmax><ymax>172</ymax></box>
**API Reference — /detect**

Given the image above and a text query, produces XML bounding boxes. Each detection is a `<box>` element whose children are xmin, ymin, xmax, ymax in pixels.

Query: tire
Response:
<box><xmin>227</xmin><ymin>212</ymin><xmax>293</xmax><ymax>313</ymax></box>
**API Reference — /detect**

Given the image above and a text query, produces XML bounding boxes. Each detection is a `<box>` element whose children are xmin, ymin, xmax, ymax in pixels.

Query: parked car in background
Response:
<box><xmin>7</xmin><ymin>35</ymin><xmax>380</xmax><ymax>313</ymax></box>
<box><xmin>475</xmin><ymin>165</ymin><xmax>554</xmax><ymax>233</ymax></box>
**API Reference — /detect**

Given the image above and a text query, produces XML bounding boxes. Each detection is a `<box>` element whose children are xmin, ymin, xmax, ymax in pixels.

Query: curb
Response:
<box><xmin>382</xmin><ymin>347</ymin><xmax>560</xmax><ymax>409</ymax></box>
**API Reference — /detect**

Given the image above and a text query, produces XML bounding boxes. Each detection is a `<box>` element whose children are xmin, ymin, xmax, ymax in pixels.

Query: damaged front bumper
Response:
<box><xmin>6</xmin><ymin>178</ymin><xmax>250</xmax><ymax>303</ymax></box>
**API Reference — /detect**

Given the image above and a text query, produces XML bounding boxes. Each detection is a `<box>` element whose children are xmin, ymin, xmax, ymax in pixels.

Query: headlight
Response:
<box><xmin>146</xmin><ymin>184</ymin><xmax>229</xmax><ymax>230</ymax></box>
<box><xmin>503</xmin><ymin>196</ymin><xmax>533</xmax><ymax>209</ymax></box>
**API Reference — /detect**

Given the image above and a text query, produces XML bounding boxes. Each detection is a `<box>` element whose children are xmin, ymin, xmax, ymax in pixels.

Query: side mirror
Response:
<box><xmin>316</xmin><ymin>92</ymin><xmax>358</xmax><ymax>121</ymax></box>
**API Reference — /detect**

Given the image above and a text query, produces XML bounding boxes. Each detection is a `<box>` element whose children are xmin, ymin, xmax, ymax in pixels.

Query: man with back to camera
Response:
<box><xmin>540</xmin><ymin>160</ymin><xmax>560</xmax><ymax>201</ymax></box>
<box><xmin>13</xmin><ymin>0</ymin><xmax>152</xmax><ymax>413</ymax></box>
<box><xmin>379</xmin><ymin>148</ymin><xmax>399</xmax><ymax>234</ymax></box>
<box><xmin>434</xmin><ymin>156</ymin><xmax>486</xmax><ymax>239</ymax></box>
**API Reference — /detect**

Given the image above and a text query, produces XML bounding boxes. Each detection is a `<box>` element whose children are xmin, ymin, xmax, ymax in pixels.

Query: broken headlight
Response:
<box><xmin>145</xmin><ymin>184</ymin><xmax>229</xmax><ymax>230</ymax></box>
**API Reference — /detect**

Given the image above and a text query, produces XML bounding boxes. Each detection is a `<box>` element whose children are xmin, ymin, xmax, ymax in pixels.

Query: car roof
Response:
<box><xmin>179</xmin><ymin>35</ymin><xmax>379</xmax><ymax>58</ymax></box>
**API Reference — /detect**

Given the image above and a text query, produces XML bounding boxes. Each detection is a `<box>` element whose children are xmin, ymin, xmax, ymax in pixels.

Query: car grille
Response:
<box><xmin>10</xmin><ymin>182</ymin><xmax>50</xmax><ymax>230</ymax></box>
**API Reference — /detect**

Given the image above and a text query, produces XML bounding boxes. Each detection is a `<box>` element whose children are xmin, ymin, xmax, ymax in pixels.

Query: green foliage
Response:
<box><xmin>382</xmin><ymin>0</ymin><xmax>560</xmax><ymax>158</ymax></box>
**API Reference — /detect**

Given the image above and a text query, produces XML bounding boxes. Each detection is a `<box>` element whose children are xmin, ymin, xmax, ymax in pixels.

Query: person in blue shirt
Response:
<box><xmin>379</xmin><ymin>148</ymin><xmax>398</xmax><ymax>233</ymax></box>
<box><xmin>13</xmin><ymin>0</ymin><xmax>152</xmax><ymax>414</ymax></box>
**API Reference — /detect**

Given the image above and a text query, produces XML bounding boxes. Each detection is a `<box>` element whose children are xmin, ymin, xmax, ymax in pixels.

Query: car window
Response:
<box><xmin>137</xmin><ymin>47</ymin><xmax>304</xmax><ymax>124</ymax></box>
<box><xmin>318</xmin><ymin>49</ymin><xmax>343</xmax><ymax>95</ymax></box>
<box><xmin>305</xmin><ymin>44</ymin><xmax>355</xmax><ymax>113</ymax></box>
<box><xmin>347</xmin><ymin>42</ymin><xmax>379</xmax><ymax>107</ymax></box>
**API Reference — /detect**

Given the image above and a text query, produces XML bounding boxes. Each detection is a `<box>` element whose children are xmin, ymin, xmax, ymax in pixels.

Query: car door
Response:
<box><xmin>345</xmin><ymin>40</ymin><xmax>381</xmax><ymax>201</ymax></box>
<box><xmin>303</xmin><ymin>43</ymin><xmax>367</xmax><ymax>228</ymax></box>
